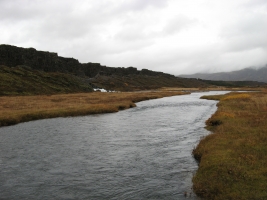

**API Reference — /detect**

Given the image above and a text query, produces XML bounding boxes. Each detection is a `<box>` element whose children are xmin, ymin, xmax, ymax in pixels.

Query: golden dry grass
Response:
<box><xmin>0</xmin><ymin>90</ymin><xmax>187</xmax><ymax>127</ymax></box>
<box><xmin>193</xmin><ymin>92</ymin><xmax>267</xmax><ymax>200</ymax></box>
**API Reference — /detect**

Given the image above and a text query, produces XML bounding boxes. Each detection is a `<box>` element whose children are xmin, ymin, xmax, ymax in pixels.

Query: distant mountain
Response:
<box><xmin>179</xmin><ymin>66</ymin><xmax>267</xmax><ymax>83</ymax></box>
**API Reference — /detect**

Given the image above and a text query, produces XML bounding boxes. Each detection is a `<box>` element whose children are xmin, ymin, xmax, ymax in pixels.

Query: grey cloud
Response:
<box><xmin>221</xmin><ymin>14</ymin><xmax>267</xmax><ymax>36</ymax></box>
<box><xmin>1</xmin><ymin>0</ymin><xmax>267</xmax><ymax>75</ymax></box>
<box><xmin>0</xmin><ymin>0</ymin><xmax>73</xmax><ymax>22</ymax></box>
<box><xmin>114</xmin><ymin>27</ymin><xmax>149</xmax><ymax>42</ymax></box>
<box><xmin>243</xmin><ymin>0</ymin><xmax>267</xmax><ymax>9</ymax></box>
<box><xmin>163</xmin><ymin>15</ymin><xmax>198</xmax><ymax>35</ymax></box>
<box><xmin>117</xmin><ymin>0</ymin><xmax>168</xmax><ymax>12</ymax></box>
<box><xmin>113</xmin><ymin>18</ymin><xmax>158</xmax><ymax>43</ymax></box>
<box><xmin>39</xmin><ymin>15</ymin><xmax>93</xmax><ymax>40</ymax></box>
<box><xmin>220</xmin><ymin>13</ymin><xmax>267</xmax><ymax>52</ymax></box>
<box><xmin>114</xmin><ymin>14</ymin><xmax>198</xmax><ymax>44</ymax></box>
<box><xmin>0</xmin><ymin>0</ymin><xmax>36</xmax><ymax>20</ymax></box>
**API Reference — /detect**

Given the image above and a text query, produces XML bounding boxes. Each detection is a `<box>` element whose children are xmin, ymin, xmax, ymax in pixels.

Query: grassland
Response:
<box><xmin>0</xmin><ymin>90</ymin><xmax>188</xmax><ymax>127</ymax></box>
<box><xmin>193</xmin><ymin>91</ymin><xmax>267</xmax><ymax>200</ymax></box>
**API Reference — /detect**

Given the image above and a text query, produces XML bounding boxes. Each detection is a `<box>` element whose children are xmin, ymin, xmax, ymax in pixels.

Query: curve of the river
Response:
<box><xmin>0</xmin><ymin>91</ymin><xmax>228</xmax><ymax>199</ymax></box>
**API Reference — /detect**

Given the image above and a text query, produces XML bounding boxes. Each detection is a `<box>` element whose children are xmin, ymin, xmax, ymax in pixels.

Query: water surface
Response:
<box><xmin>0</xmin><ymin>91</ymin><xmax>228</xmax><ymax>199</ymax></box>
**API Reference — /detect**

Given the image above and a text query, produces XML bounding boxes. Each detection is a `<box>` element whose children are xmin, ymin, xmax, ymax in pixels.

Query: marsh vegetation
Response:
<box><xmin>193</xmin><ymin>90</ymin><xmax>267</xmax><ymax>199</ymax></box>
<box><xmin>0</xmin><ymin>90</ymin><xmax>187</xmax><ymax>127</ymax></box>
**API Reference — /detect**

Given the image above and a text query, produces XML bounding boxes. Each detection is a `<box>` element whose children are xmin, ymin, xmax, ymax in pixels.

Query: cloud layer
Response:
<box><xmin>1</xmin><ymin>0</ymin><xmax>267</xmax><ymax>75</ymax></box>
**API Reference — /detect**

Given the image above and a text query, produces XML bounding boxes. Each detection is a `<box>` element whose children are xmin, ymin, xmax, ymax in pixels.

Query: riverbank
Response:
<box><xmin>0</xmin><ymin>90</ymin><xmax>188</xmax><ymax>127</ymax></box>
<box><xmin>192</xmin><ymin>91</ymin><xmax>267</xmax><ymax>199</ymax></box>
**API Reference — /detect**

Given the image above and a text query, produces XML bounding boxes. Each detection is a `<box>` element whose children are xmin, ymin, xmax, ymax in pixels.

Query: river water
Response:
<box><xmin>0</xmin><ymin>91</ymin><xmax>228</xmax><ymax>199</ymax></box>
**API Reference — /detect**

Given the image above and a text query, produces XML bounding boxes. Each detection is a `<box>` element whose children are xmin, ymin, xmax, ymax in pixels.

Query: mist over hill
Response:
<box><xmin>179</xmin><ymin>65</ymin><xmax>267</xmax><ymax>83</ymax></box>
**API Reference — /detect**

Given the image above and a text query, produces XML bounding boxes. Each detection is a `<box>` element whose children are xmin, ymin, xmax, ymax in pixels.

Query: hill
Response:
<box><xmin>0</xmin><ymin>65</ymin><xmax>93</xmax><ymax>96</ymax></box>
<box><xmin>0</xmin><ymin>44</ymin><xmax>266</xmax><ymax>95</ymax></box>
<box><xmin>0</xmin><ymin>44</ymin><xmax>211</xmax><ymax>94</ymax></box>
<box><xmin>0</xmin><ymin>44</ymin><xmax>176</xmax><ymax>78</ymax></box>
<box><xmin>179</xmin><ymin>65</ymin><xmax>267</xmax><ymax>83</ymax></box>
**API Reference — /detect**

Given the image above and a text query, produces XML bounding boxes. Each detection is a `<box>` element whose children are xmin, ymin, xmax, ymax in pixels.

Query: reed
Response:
<box><xmin>193</xmin><ymin>92</ymin><xmax>267</xmax><ymax>199</ymax></box>
<box><xmin>0</xmin><ymin>90</ymin><xmax>187</xmax><ymax>127</ymax></box>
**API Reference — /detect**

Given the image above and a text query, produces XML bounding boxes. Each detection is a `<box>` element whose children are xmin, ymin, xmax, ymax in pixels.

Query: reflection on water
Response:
<box><xmin>0</xmin><ymin>91</ymin><xmax>228</xmax><ymax>199</ymax></box>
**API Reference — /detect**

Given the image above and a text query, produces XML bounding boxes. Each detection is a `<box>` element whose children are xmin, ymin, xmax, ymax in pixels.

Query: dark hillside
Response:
<box><xmin>0</xmin><ymin>65</ymin><xmax>93</xmax><ymax>96</ymax></box>
<box><xmin>1</xmin><ymin>44</ymin><xmax>265</xmax><ymax>95</ymax></box>
<box><xmin>89</xmin><ymin>75</ymin><xmax>209</xmax><ymax>91</ymax></box>
<box><xmin>0</xmin><ymin>44</ymin><xmax>211</xmax><ymax>93</ymax></box>
<box><xmin>0</xmin><ymin>44</ymin><xmax>174</xmax><ymax>78</ymax></box>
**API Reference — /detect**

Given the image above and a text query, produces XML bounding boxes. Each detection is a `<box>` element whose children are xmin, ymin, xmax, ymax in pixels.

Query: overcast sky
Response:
<box><xmin>1</xmin><ymin>0</ymin><xmax>267</xmax><ymax>75</ymax></box>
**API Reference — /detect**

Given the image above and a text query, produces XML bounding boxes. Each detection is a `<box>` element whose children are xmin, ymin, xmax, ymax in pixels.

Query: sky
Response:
<box><xmin>1</xmin><ymin>0</ymin><xmax>267</xmax><ymax>75</ymax></box>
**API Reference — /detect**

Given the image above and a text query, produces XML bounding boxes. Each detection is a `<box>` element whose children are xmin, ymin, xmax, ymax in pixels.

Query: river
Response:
<box><xmin>0</xmin><ymin>91</ymin><xmax>228</xmax><ymax>199</ymax></box>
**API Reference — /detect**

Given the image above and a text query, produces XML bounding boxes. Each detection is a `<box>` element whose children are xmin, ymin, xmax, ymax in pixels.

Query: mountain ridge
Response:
<box><xmin>0</xmin><ymin>44</ymin><xmax>266</xmax><ymax>95</ymax></box>
<box><xmin>0</xmin><ymin>44</ymin><xmax>173</xmax><ymax>78</ymax></box>
<box><xmin>0</xmin><ymin>44</ymin><xmax>210</xmax><ymax>94</ymax></box>
<box><xmin>179</xmin><ymin>65</ymin><xmax>267</xmax><ymax>83</ymax></box>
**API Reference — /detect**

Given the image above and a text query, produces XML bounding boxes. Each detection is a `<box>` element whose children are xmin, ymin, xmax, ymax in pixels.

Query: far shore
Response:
<box><xmin>0</xmin><ymin>89</ymin><xmax>189</xmax><ymax>127</ymax></box>
<box><xmin>0</xmin><ymin>87</ymin><xmax>262</xmax><ymax>127</ymax></box>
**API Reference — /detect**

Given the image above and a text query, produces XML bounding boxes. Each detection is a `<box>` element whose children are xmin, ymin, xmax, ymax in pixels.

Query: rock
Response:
<box><xmin>0</xmin><ymin>44</ymin><xmax>174</xmax><ymax>78</ymax></box>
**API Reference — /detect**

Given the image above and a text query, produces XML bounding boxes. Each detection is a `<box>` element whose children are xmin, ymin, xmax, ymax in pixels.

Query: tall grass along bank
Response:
<box><xmin>193</xmin><ymin>91</ymin><xmax>267</xmax><ymax>200</ymax></box>
<box><xmin>0</xmin><ymin>91</ymin><xmax>187</xmax><ymax>127</ymax></box>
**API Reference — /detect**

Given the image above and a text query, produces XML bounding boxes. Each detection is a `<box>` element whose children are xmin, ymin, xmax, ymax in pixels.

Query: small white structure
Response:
<box><xmin>93</xmin><ymin>88</ymin><xmax>115</xmax><ymax>92</ymax></box>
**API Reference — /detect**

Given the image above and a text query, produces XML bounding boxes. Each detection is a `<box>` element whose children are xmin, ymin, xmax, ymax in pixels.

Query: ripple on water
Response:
<box><xmin>0</xmin><ymin>91</ymin><xmax>229</xmax><ymax>200</ymax></box>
